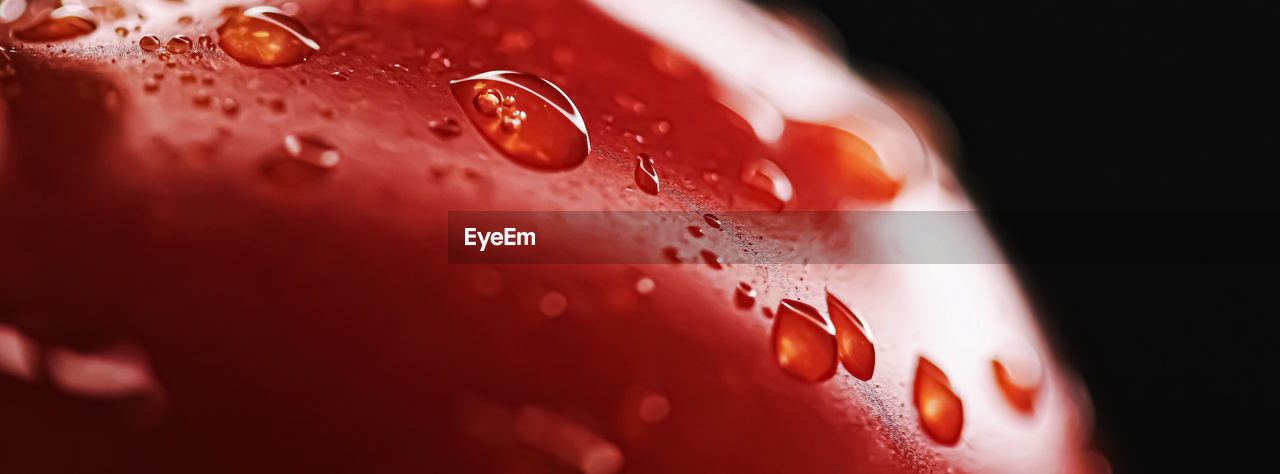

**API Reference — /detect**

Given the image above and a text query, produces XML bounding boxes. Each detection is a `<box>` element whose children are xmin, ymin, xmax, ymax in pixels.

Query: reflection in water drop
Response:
<box><xmin>771</xmin><ymin>299</ymin><xmax>837</xmax><ymax>382</ymax></box>
<box><xmin>450</xmin><ymin>70</ymin><xmax>590</xmax><ymax>170</ymax></box>
<box><xmin>826</xmin><ymin>290</ymin><xmax>875</xmax><ymax>380</ymax></box>
<box><xmin>634</xmin><ymin>153</ymin><xmax>659</xmax><ymax>194</ymax></box>
<box><xmin>217</xmin><ymin>6</ymin><xmax>319</xmax><ymax>67</ymax></box>
<box><xmin>13</xmin><ymin>5</ymin><xmax>97</xmax><ymax>42</ymax></box>
<box><xmin>914</xmin><ymin>356</ymin><xmax>964</xmax><ymax>445</ymax></box>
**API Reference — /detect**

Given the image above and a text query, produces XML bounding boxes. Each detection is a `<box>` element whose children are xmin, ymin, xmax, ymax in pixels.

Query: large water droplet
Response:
<box><xmin>826</xmin><ymin>290</ymin><xmax>875</xmax><ymax>381</ymax></box>
<box><xmin>771</xmin><ymin>300</ymin><xmax>837</xmax><ymax>382</ymax></box>
<box><xmin>992</xmin><ymin>341</ymin><xmax>1043</xmax><ymax>414</ymax></box>
<box><xmin>450</xmin><ymin>70</ymin><xmax>589</xmax><ymax>170</ymax></box>
<box><xmin>138</xmin><ymin>35</ymin><xmax>161</xmax><ymax>52</ymax></box>
<box><xmin>741</xmin><ymin>158</ymin><xmax>794</xmax><ymax>207</ymax></box>
<box><xmin>165</xmin><ymin>35</ymin><xmax>192</xmax><ymax>54</ymax></box>
<box><xmin>733</xmin><ymin>282</ymin><xmax>756</xmax><ymax>309</ymax></box>
<box><xmin>13</xmin><ymin>6</ymin><xmax>97</xmax><ymax>42</ymax></box>
<box><xmin>634</xmin><ymin>153</ymin><xmax>659</xmax><ymax>194</ymax></box>
<box><xmin>913</xmin><ymin>357</ymin><xmax>964</xmax><ymax>445</ymax></box>
<box><xmin>217</xmin><ymin>6</ymin><xmax>319</xmax><ymax>67</ymax></box>
<box><xmin>703</xmin><ymin>214</ymin><xmax>721</xmax><ymax>229</ymax></box>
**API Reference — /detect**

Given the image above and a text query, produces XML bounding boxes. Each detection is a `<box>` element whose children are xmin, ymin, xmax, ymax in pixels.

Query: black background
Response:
<box><xmin>760</xmin><ymin>0</ymin><xmax>1278</xmax><ymax>472</ymax></box>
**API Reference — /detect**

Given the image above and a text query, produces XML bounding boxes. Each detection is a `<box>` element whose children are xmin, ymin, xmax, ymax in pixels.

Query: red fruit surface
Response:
<box><xmin>1</xmin><ymin>1</ymin><xmax>1101</xmax><ymax>473</ymax></box>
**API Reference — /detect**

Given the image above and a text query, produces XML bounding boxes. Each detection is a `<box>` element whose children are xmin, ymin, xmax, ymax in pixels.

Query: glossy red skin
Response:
<box><xmin>0</xmin><ymin>1</ymin><xmax>1098</xmax><ymax>473</ymax></box>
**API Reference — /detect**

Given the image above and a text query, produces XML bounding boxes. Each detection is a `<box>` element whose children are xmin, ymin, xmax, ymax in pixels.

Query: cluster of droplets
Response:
<box><xmin>472</xmin><ymin>87</ymin><xmax>527</xmax><ymax>134</ymax></box>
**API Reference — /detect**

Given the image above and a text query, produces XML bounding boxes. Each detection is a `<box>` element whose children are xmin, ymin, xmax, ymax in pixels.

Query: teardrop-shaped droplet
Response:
<box><xmin>826</xmin><ymin>290</ymin><xmax>875</xmax><ymax>381</ymax></box>
<box><xmin>283</xmin><ymin>134</ymin><xmax>340</xmax><ymax>169</ymax></box>
<box><xmin>699</xmin><ymin>250</ymin><xmax>722</xmax><ymax>270</ymax></box>
<box><xmin>733</xmin><ymin>282</ymin><xmax>756</xmax><ymax>309</ymax></box>
<box><xmin>450</xmin><ymin>70</ymin><xmax>590</xmax><ymax>171</ymax></box>
<box><xmin>165</xmin><ymin>35</ymin><xmax>193</xmax><ymax>54</ymax></box>
<box><xmin>741</xmin><ymin>158</ymin><xmax>794</xmax><ymax>207</ymax></box>
<box><xmin>913</xmin><ymin>357</ymin><xmax>964</xmax><ymax>445</ymax></box>
<box><xmin>217</xmin><ymin>6</ymin><xmax>319</xmax><ymax>67</ymax></box>
<box><xmin>992</xmin><ymin>341</ymin><xmax>1043</xmax><ymax>414</ymax></box>
<box><xmin>703</xmin><ymin>214</ymin><xmax>721</xmax><ymax>229</ymax></box>
<box><xmin>139</xmin><ymin>35</ymin><xmax>161</xmax><ymax>52</ymax></box>
<box><xmin>634</xmin><ymin>153</ymin><xmax>659</xmax><ymax>194</ymax></box>
<box><xmin>13</xmin><ymin>6</ymin><xmax>97</xmax><ymax>42</ymax></box>
<box><xmin>428</xmin><ymin>117</ymin><xmax>462</xmax><ymax>138</ymax></box>
<box><xmin>687</xmin><ymin>226</ymin><xmax>702</xmax><ymax>238</ymax></box>
<box><xmin>771</xmin><ymin>300</ymin><xmax>837</xmax><ymax>382</ymax></box>
<box><xmin>661</xmin><ymin>247</ymin><xmax>681</xmax><ymax>263</ymax></box>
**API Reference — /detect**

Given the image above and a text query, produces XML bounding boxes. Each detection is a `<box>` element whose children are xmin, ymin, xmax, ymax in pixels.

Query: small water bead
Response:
<box><xmin>165</xmin><ymin>35</ymin><xmax>192</xmax><ymax>54</ymax></box>
<box><xmin>217</xmin><ymin>6</ymin><xmax>319</xmax><ymax>67</ymax></box>
<box><xmin>330</xmin><ymin>71</ymin><xmax>349</xmax><ymax>81</ymax></box>
<box><xmin>192</xmin><ymin>89</ymin><xmax>211</xmax><ymax>107</ymax></box>
<box><xmin>825</xmin><ymin>290</ymin><xmax>875</xmax><ymax>381</ymax></box>
<box><xmin>221</xmin><ymin>98</ymin><xmax>240</xmax><ymax>116</ymax></box>
<box><xmin>177</xmin><ymin>15</ymin><xmax>193</xmax><ymax>26</ymax></box>
<box><xmin>913</xmin><ymin>357</ymin><xmax>964</xmax><ymax>445</ymax></box>
<box><xmin>660</xmin><ymin>247</ymin><xmax>680</xmax><ymax>263</ymax></box>
<box><xmin>992</xmin><ymin>341</ymin><xmax>1044</xmax><ymax>414</ymax></box>
<box><xmin>733</xmin><ymin>282</ymin><xmax>756</xmax><ymax>309</ymax></box>
<box><xmin>451</xmin><ymin>71</ymin><xmax>590</xmax><ymax>171</ymax></box>
<box><xmin>771</xmin><ymin>300</ymin><xmax>837</xmax><ymax>382</ymax></box>
<box><xmin>12</xmin><ymin>5</ymin><xmax>97</xmax><ymax>42</ymax></box>
<box><xmin>428</xmin><ymin>118</ymin><xmax>462</xmax><ymax>138</ymax></box>
<box><xmin>687</xmin><ymin>226</ymin><xmax>702</xmax><ymax>238</ymax></box>
<box><xmin>634</xmin><ymin>277</ymin><xmax>655</xmax><ymax>295</ymax></box>
<box><xmin>139</xmin><ymin>35</ymin><xmax>161</xmax><ymax>52</ymax></box>
<box><xmin>539</xmin><ymin>291</ymin><xmax>568</xmax><ymax>317</ymax></box>
<box><xmin>114</xmin><ymin>27</ymin><xmax>128</xmax><ymax>37</ymax></box>
<box><xmin>142</xmin><ymin>77</ymin><xmax>159</xmax><ymax>92</ymax></box>
<box><xmin>283</xmin><ymin>134</ymin><xmax>340</xmax><ymax>169</ymax></box>
<box><xmin>741</xmin><ymin>158</ymin><xmax>794</xmax><ymax>206</ymax></box>
<box><xmin>634</xmin><ymin>153</ymin><xmax>659</xmax><ymax>195</ymax></box>
<box><xmin>699</xmin><ymin>250</ymin><xmax>722</xmax><ymax>270</ymax></box>
<box><xmin>703</xmin><ymin>214</ymin><xmax>721</xmax><ymax>229</ymax></box>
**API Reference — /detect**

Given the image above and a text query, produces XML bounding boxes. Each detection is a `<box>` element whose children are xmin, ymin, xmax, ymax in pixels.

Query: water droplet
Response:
<box><xmin>192</xmin><ymin>89</ymin><xmax>211</xmax><ymax>107</ymax></box>
<box><xmin>330</xmin><ymin>70</ymin><xmax>350</xmax><ymax>81</ymax></box>
<box><xmin>992</xmin><ymin>342</ymin><xmax>1043</xmax><ymax>414</ymax></box>
<box><xmin>177</xmin><ymin>15</ymin><xmax>193</xmax><ymax>26</ymax></box>
<box><xmin>427</xmin><ymin>48</ymin><xmax>452</xmax><ymax>72</ymax></box>
<box><xmin>703</xmin><ymin>214</ymin><xmax>721</xmax><ymax>229</ymax></box>
<box><xmin>196</xmin><ymin>35</ymin><xmax>216</xmax><ymax>51</ymax></box>
<box><xmin>428</xmin><ymin>118</ymin><xmax>462</xmax><ymax>138</ymax></box>
<box><xmin>741</xmin><ymin>158</ymin><xmax>794</xmax><ymax>206</ymax></box>
<box><xmin>637</xmin><ymin>393</ymin><xmax>670</xmax><ymax>423</ymax></box>
<box><xmin>614</xmin><ymin>93</ymin><xmax>646</xmax><ymax>114</ymax></box>
<box><xmin>139</xmin><ymin>35</ymin><xmax>161</xmax><ymax>52</ymax></box>
<box><xmin>178</xmin><ymin>71</ymin><xmax>196</xmax><ymax>83</ymax></box>
<box><xmin>634</xmin><ymin>153</ymin><xmax>659</xmax><ymax>195</ymax></box>
<box><xmin>699</xmin><ymin>250</ymin><xmax>722</xmax><ymax>270</ymax></box>
<box><xmin>165</xmin><ymin>35</ymin><xmax>193</xmax><ymax>54</ymax></box>
<box><xmin>687</xmin><ymin>226</ymin><xmax>702</xmax><ymax>238</ymax></box>
<box><xmin>771</xmin><ymin>300</ymin><xmax>837</xmax><ymax>382</ymax></box>
<box><xmin>734</xmin><ymin>282</ymin><xmax>756</xmax><ymax>309</ymax></box>
<box><xmin>826</xmin><ymin>290</ymin><xmax>875</xmax><ymax>381</ymax></box>
<box><xmin>217</xmin><ymin>6</ymin><xmax>319</xmax><ymax>67</ymax></box>
<box><xmin>142</xmin><ymin>77</ymin><xmax>160</xmax><ymax>92</ymax></box>
<box><xmin>652</xmin><ymin>120</ymin><xmax>671</xmax><ymax>135</ymax></box>
<box><xmin>221</xmin><ymin>97</ymin><xmax>240</xmax><ymax>117</ymax></box>
<box><xmin>914</xmin><ymin>357</ymin><xmax>963</xmax><ymax>445</ymax></box>
<box><xmin>661</xmin><ymin>247</ymin><xmax>680</xmax><ymax>263</ymax></box>
<box><xmin>450</xmin><ymin>71</ymin><xmax>589</xmax><ymax>170</ymax></box>
<box><xmin>283</xmin><ymin>134</ymin><xmax>340</xmax><ymax>169</ymax></box>
<box><xmin>13</xmin><ymin>6</ymin><xmax>97</xmax><ymax>42</ymax></box>
<box><xmin>114</xmin><ymin>27</ymin><xmax>128</xmax><ymax>37</ymax></box>
<box><xmin>539</xmin><ymin>291</ymin><xmax>568</xmax><ymax>317</ymax></box>
<box><xmin>634</xmin><ymin>277</ymin><xmax>655</xmax><ymax>295</ymax></box>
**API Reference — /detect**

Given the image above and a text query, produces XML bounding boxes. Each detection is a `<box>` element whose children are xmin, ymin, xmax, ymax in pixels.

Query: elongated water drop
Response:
<box><xmin>733</xmin><ymin>282</ymin><xmax>756</xmax><ymax>309</ymax></box>
<box><xmin>825</xmin><ymin>290</ymin><xmax>875</xmax><ymax>380</ymax></box>
<box><xmin>992</xmin><ymin>341</ymin><xmax>1043</xmax><ymax>414</ymax></box>
<box><xmin>450</xmin><ymin>70</ymin><xmax>589</xmax><ymax>170</ymax></box>
<box><xmin>771</xmin><ymin>300</ymin><xmax>837</xmax><ymax>382</ymax></box>
<box><xmin>634</xmin><ymin>153</ymin><xmax>659</xmax><ymax>194</ymax></box>
<box><xmin>914</xmin><ymin>357</ymin><xmax>963</xmax><ymax>445</ymax></box>
<box><xmin>741</xmin><ymin>158</ymin><xmax>794</xmax><ymax>207</ymax></box>
<box><xmin>217</xmin><ymin>6</ymin><xmax>319</xmax><ymax>67</ymax></box>
<box><xmin>165</xmin><ymin>35</ymin><xmax>192</xmax><ymax>54</ymax></box>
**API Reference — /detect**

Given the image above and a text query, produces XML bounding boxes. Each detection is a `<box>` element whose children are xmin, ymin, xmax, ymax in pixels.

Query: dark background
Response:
<box><xmin>760</xmin><ymin>0</ymin><xmax>1278</xmax><ymax>472</ymax></box>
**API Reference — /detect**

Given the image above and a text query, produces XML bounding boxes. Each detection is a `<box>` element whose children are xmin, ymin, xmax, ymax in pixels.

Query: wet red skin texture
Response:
<box><xmin>1</xmin><ymin>1</ymin><xmax>1098</xmax><ymax>473</ymax></box>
